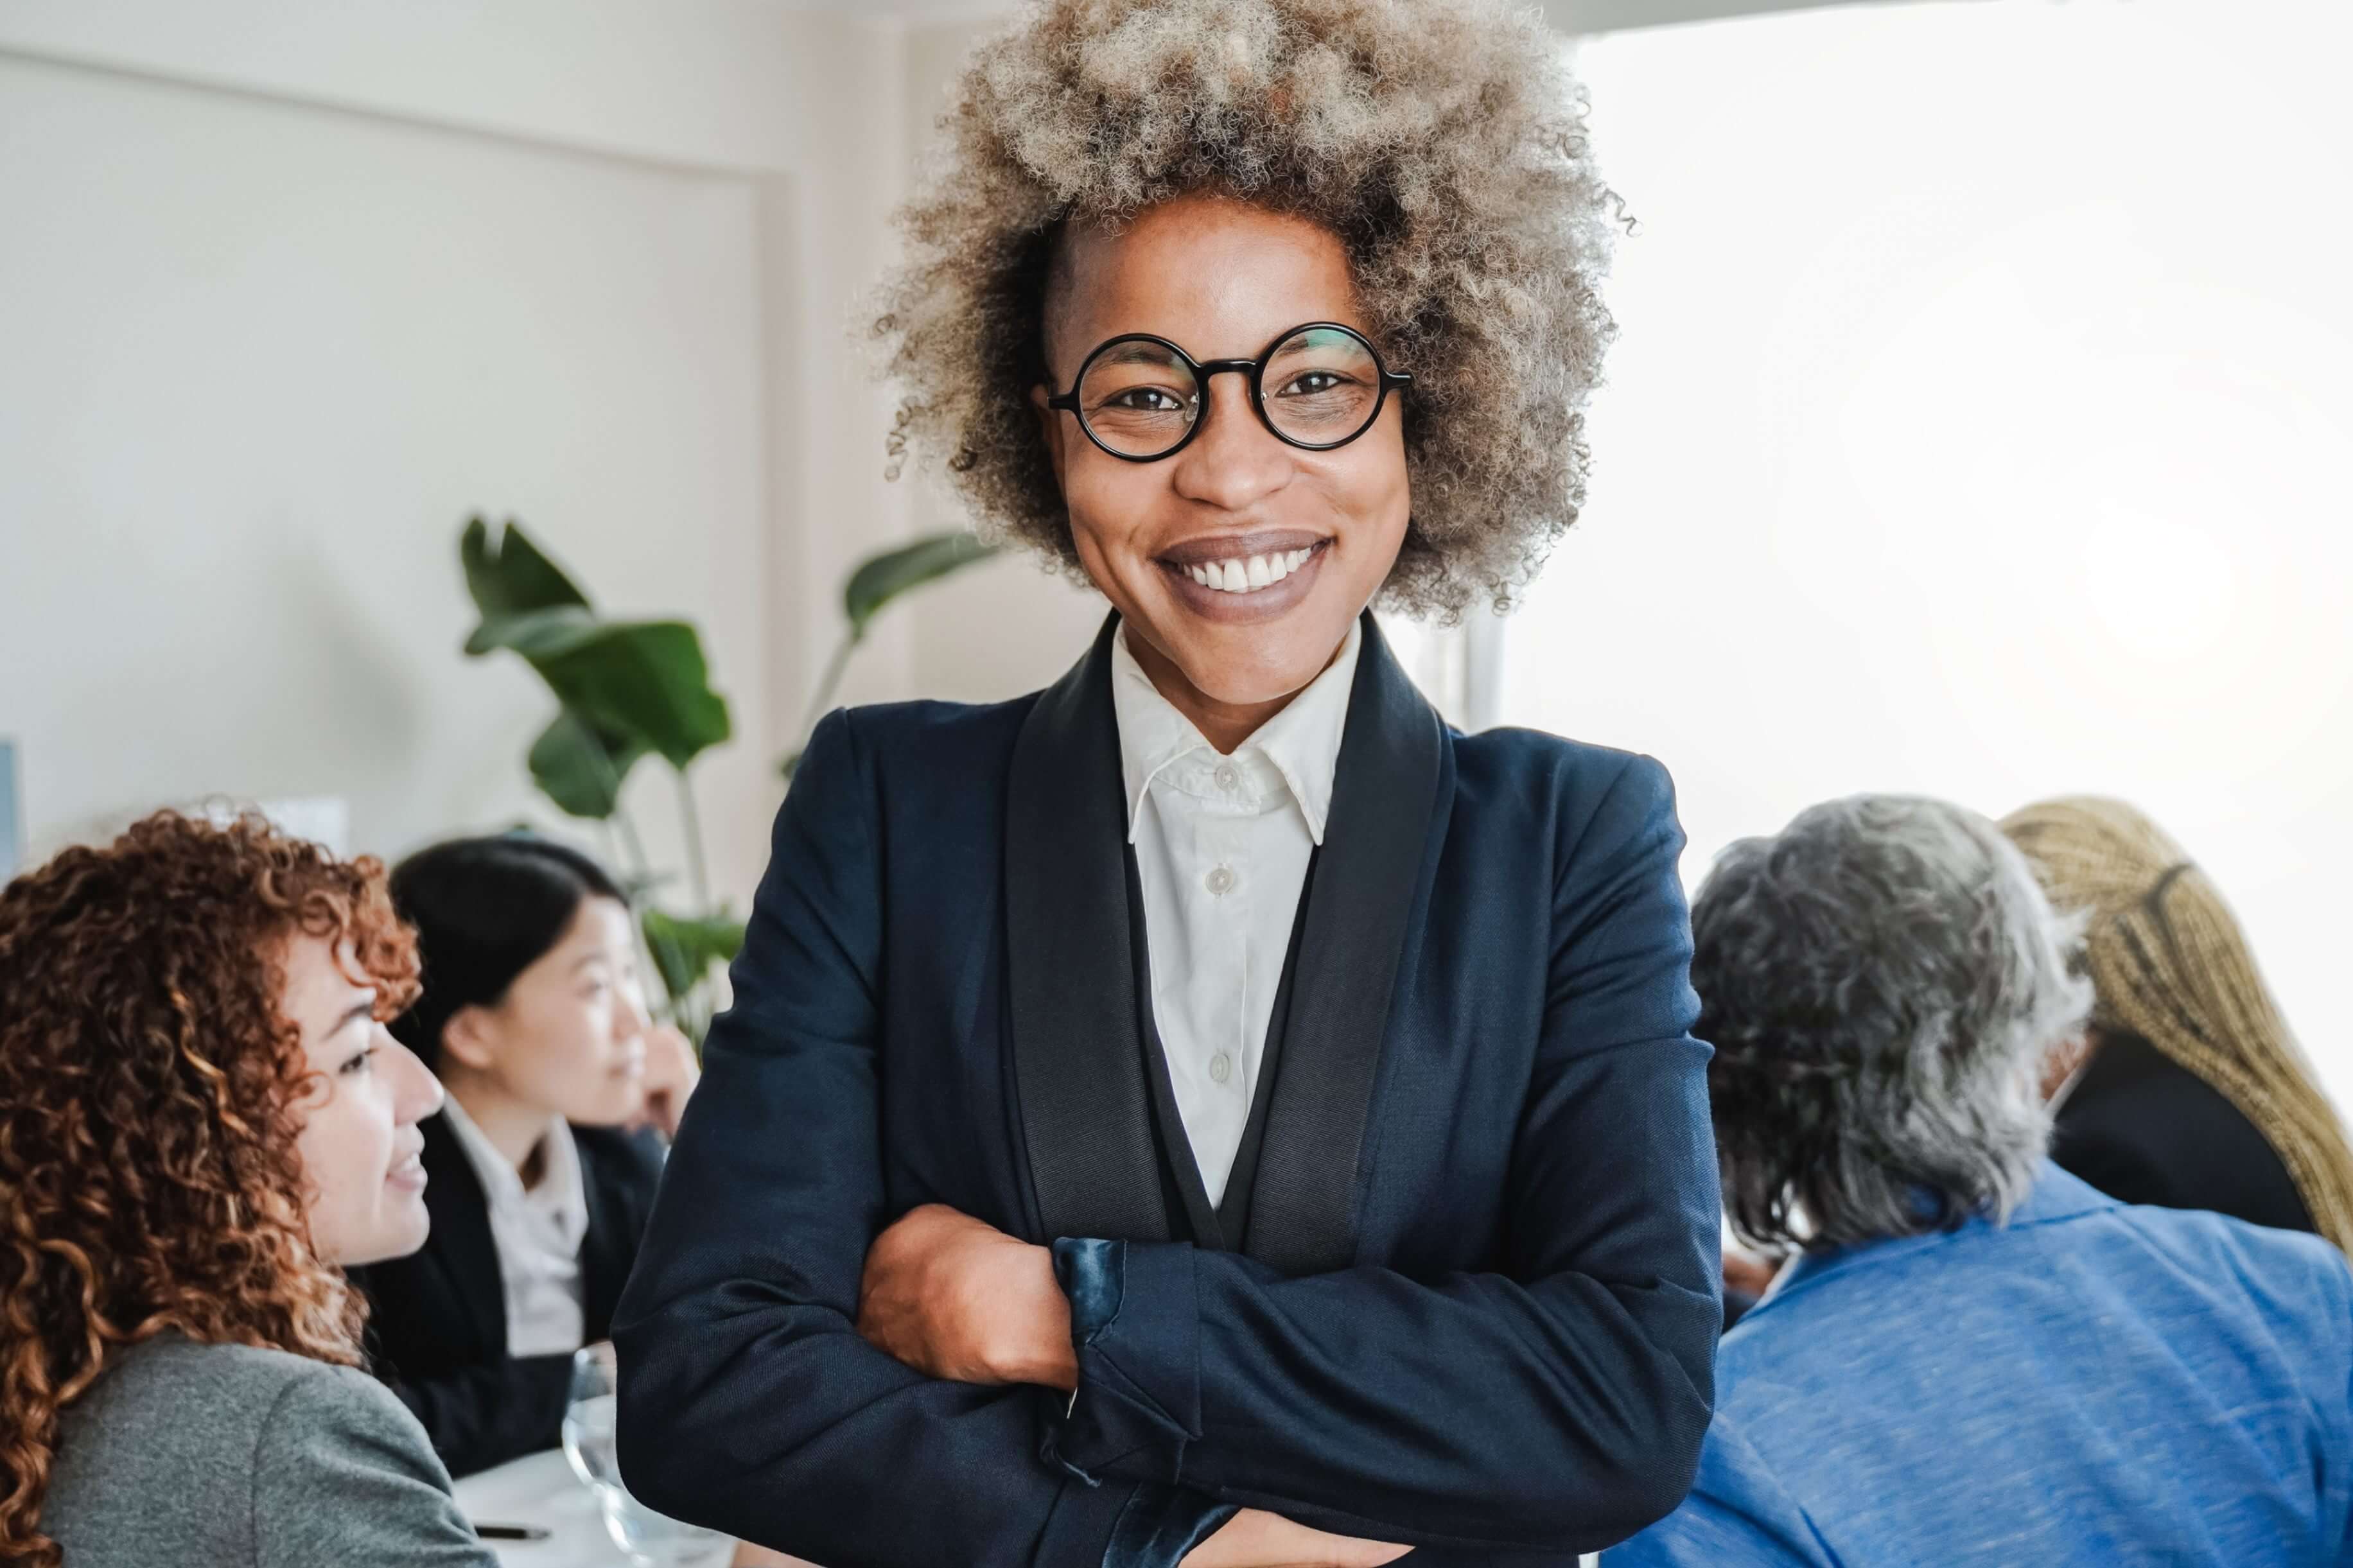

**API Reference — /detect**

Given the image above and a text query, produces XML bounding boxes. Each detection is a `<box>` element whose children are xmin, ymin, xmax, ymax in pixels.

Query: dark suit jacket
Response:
<box><xmin>2051</xmin><ymin>1029</ymin><xmax>2316</xmax><ymax>1236</ymax></box>
<box><xmin>349</xmin><ymin>1110</ymin><xmax>666</xmax><ymax>1478</ymax></box>
<box><xmin>613</xmin><ymin>615</ymin><xmax>1721</xmax><ymax>1567</ymax></box>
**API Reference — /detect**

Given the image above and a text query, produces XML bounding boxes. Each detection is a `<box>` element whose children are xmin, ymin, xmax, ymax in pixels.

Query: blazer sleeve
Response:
<box><xmin>1045</xmin><ymin>754</ymin><xmax>1722</xmax><ymax>1555</ymax></box>
<box><xmin>612</xmin><ymin>710</ymin><xmax>1216</xmax><ymax>1568</ymax></box>
<box><xmin>252</xmin><ymin>1363</ymin><xmax>499</xmax><ymax>1568</ymax></box>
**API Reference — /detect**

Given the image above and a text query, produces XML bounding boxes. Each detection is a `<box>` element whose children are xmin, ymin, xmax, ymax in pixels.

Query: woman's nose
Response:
<box><xmin>614</xmin><ymin>981</ymin><xmax>651</xmax><ymax>1043</ymax></box>
<box><xmin>1169</xmin><ymin>376</ymin><xmax>1293</xmax><ymax>512</ymax></box>
<box><xmin>382</xmin><ymin>1032</ymin><xmax>444</xmax><ymax>1125</ymax></box>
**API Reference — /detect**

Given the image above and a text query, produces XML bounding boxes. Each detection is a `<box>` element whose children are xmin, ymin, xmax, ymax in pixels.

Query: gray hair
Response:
<box><xmin>1693</xmin><ymin>795</ymin><xmax>2093</xmax><ymax>1251</ymax></box>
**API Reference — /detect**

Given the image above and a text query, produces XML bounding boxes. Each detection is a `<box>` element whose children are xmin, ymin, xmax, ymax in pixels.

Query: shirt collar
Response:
<box><xmin>1771</xmin><ymin>1160</ymin><xmax>2119</xmax><ymax>1302</ymax></box>
<box><xmin>438</xmin><ymin>1093</ymin><xmax>589</xmax><ymax>1246</ymax></box>
<box><xmin>1108</xmin><ymin>618</ymin><xmax>1361</xmax><ymax>846</ymax></box>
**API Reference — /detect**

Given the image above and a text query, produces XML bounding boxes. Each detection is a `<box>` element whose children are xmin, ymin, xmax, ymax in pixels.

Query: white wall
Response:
<box><xmin>1499</xmin><ymin>1</ymin><xmax>2353</xmax><ymax>1096</ymax></box>
<box><xmin>0</xmin><ymin>2</ymin><xmax>910</xmax><ymax>903</ymax></box>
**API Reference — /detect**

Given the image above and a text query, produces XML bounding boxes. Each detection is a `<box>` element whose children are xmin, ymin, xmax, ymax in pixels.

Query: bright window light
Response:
<box><xmin>1503</xmin><ymin>1</ymin><xmax>2353</xmax><ymax>1095</ymax></box>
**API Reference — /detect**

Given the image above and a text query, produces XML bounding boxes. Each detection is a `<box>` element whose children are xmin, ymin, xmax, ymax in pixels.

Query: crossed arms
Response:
<box><xmin>612</xmin><ymin>713</ymin><xmax>1720</xmax><ymax>1567</ymax></box>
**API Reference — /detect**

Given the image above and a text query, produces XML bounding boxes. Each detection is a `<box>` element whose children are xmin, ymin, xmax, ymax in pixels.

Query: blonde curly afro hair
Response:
<box><xmin>873</xmin><ymin>0</ymin><xmax>1619</xmax><ymax>620</ymax></box>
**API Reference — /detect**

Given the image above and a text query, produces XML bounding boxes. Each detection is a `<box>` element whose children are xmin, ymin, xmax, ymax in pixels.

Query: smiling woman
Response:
<box><xmin>613</xmin><ymin>4</ymin><xmax>1722</xmax><ymax>1566</ymax></box>
<box><xmin>0</xmin><ymin>811</ymin><xmax>492</xmax><ymax>1568</ymax></box>
<box><xmin>349</xmin><ymin>835</ymin><xmax>696</xmax><ymax>1480</ymax></box>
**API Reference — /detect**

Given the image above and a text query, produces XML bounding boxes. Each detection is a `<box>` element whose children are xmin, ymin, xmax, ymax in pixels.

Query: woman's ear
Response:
<box><xmin>438</xmin><ymin>1004</ymin><xmax>502</xmax><ymax>1074</ymax></box>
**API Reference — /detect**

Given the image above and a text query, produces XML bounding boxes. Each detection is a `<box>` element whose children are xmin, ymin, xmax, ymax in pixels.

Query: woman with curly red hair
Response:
<box><xmin>0</xmin><ymin>811</ymin><xmax>496</xmax><ymax>1567</ymax></box>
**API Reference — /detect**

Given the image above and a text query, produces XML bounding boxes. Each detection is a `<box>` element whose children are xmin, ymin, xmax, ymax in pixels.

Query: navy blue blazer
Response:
<box><xmin>613</xmin><ymin>615</ymin><xmax>1720</xmax><ymax>1567</ymax></box>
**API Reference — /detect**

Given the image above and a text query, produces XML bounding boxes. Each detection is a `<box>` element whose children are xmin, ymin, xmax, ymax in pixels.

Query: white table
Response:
<box><xmin>453</xmin><ymin>1449</ymin><xmax>630</xmax><ymax>1567</ymax></box>
<box><xmin>452</xmin><ymin>1451</ymin><xmax>814</xmax><ymax>1568</ymax></box>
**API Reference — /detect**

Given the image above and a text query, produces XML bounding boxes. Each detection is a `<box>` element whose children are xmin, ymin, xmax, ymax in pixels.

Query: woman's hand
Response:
<box><xmin>632</xmin><ymin>1024</ymin><xmax>701</xmax><ymax>1139</ymax></box>
<box><xmin>853</xmin><ymin>1212</ymin><xmax>1407</xmax><ymax>1565</ymax></box>
<box><xmin>855</xmin><ymin>1203</ymin><xmax>1077</xmax><ymax>1388</ymax></box>
<box><xmin>1178</xmin><ymin>1509</ymin><xmax>1411</xmax><ymax>1568</ymax></box>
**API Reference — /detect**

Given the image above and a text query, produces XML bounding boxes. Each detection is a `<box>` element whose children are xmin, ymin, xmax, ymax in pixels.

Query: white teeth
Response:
<box><xmin>1182</xmin><ymin>547</ymin><xmax>1319</xmax><ymax>593</ymax></box>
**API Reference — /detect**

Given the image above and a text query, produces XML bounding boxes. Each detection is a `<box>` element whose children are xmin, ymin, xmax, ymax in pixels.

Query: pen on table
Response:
<box><xmin>472</xmin><ymin>1522</ymin><xmax>552</xmax><ymax>1541</ymax></box>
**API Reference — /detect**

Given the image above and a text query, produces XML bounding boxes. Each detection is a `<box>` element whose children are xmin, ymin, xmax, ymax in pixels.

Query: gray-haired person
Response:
<box><xmin>1614</xmin><ymin>795</ymin><xmax>2353</xmax><ymax>1567</ymax></box>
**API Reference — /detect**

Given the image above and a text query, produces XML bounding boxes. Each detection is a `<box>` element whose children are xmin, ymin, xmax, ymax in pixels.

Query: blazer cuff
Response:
<box><xmin>1105</xmin><ymin>1484</ymin><xmax>1240</xmax><ymax>1568</ymax></box>
<box><xmin>1047</xmin><ymin>1237</ymin><xmax>1201</xmax><ymax>1484</ymax></box>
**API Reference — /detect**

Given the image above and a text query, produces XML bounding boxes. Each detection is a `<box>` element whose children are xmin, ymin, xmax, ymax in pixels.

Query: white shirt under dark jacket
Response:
<box><xmin>437</xmin><ymin>1095</ymin><xmax>590</xmax><ymax>1358</ymax></box>
<box><xmin>1108</xmin><ymin>620</ymin><xmax>1361</xmax><ymax>1208</ymax></box>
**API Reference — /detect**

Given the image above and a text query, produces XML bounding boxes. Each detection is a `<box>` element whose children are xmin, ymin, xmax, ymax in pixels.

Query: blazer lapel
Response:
<box><xmin>418</xmin><ymin>1112</ymin><xmax>506</xmax><ymax>1354</ymax></box>
<box><xmin>1006</xmin><ymin>613</ymin><xmax>1173</xmax><ymax>1245</ymax></box>
<box><xmin>1241</xmin><ymin>614</ymin><xmax>1450</xmax><ymax>1275</ymax></box>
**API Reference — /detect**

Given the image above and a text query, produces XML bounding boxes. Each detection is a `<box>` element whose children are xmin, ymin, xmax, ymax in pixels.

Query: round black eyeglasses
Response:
<box><xmin>1044</xmin><ymin>321</ymin><xmax>1412</xmax><ymax>462</ymax></box>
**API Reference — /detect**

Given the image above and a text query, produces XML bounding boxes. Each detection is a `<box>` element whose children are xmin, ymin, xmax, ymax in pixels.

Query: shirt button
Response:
<box><xmin>1203</xmin><ymin>865</ymin><xmax>1236</xmax><ymax>896</ymax></box>
<box><xmin>1209</xmin><ymin>1051</ymin><xmax>1233</xmax><ymax>1084</ymax></box>
<box><xmin>1213</xmin><ymin>762</ymin><xmax>1240</xmax><ymax>791</ymax></box>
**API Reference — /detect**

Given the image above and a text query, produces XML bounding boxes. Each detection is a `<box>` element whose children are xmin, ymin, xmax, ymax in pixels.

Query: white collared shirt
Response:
<box><xmin>438</xmin><ymin>1095</ymin><xmax>590</xmax><ymax>1359</ymax></box>
<box><xmin>1109</xmin><ymin>620</ymin><xmax>1361</xmax><ymax>1207</ymax></box>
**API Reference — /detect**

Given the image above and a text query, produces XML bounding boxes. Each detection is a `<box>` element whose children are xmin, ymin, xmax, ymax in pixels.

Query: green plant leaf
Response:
<box><xmin>842</xmin><ymin>531</ymin><xmax>998</xmax><ymax>638</ymax></box>
<box><xmin>469</xmin><ymin>610</ymin><xmax>731</xmax><ymax>771</ymax></box>
<box><xmin>527</xmin><ymin>707</ymin><xmax>647</xmax><ymax>819</ymax></box>
<box><xmin>640</xmin><ymin>907</ymin><xmax>747</xmax><ymax>1005</ymax></box>
<box><xmin>465</xmin><ymin>604</ymin><xmax>602</xmax><ymax>659</ymax></box>
<box><xmin>462</xmin><ymin>517</ymin><xmax>591</xmax><ymax>619</ymax></box>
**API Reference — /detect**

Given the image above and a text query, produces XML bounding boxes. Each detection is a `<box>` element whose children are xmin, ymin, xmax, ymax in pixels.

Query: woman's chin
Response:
<box><xmin>557</xmin><ymin>1085</ymin><xmax>643</xmax><ymax>1129</ymax></box>
<box><xmin>1171</xmin><ymin>616</ymin><xmax>1358</xmax><ymax>708</ymax></box>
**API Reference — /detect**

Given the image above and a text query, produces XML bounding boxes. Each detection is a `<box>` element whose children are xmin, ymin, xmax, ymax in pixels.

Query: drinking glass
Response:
<box><xmin>597</xmin><ymin>1482</ymin><xmax>732</xmax><ymax>1567</ymax></box>
<box><xmin>561</xmin><ymin>1341</ymin><xmax>620</xmax><ymax>1490</ymax></box>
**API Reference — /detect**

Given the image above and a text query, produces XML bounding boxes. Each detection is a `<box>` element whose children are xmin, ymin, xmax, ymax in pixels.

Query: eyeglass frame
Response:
<box><xmin>1042</xmin><ymin>320</ymin><xmax>1413</xmax><ymax>462</ymax></box>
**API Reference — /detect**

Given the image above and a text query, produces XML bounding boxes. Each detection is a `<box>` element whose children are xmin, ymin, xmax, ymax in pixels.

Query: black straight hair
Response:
<box><xmin>387</xmin><ymin>835</ymin><xmax>626</xmax><ymax>1074</ymax></box>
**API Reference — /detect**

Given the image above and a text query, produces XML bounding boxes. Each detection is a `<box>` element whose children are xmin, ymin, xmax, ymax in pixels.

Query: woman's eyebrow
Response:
<box><xmin>335</xmin><ymin>1000</ymin><xmax>376</xmax><ymax>1034</ymax></box>
<box><xmin>1096</xmin><ymin>340</ymin><xmax>1179</xmax><ymax>368</ymax></box>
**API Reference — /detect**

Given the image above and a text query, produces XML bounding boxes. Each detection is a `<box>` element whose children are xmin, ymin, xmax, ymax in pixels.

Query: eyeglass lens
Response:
<box><xmin>1073</xmin><ymin>326</ymin><xmax>1386</xmax><ymax>458</ymax></box>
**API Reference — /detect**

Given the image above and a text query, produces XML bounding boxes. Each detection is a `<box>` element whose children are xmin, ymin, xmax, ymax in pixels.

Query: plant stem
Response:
<box><xmin>604</xmin><ymin>803</ymin><xmax>682</xmax><ymax>1024</ymax></box>
<box><xmin>673</xmin><ymin>765</ymin><xmax>712</xmax><ymax>914</ymax></box>
<box><xmin>610</xmin><ymin>804</ymin><xmax>653</xmax><ymax>889</ymax></box>
<box><xmin>794</xmin><ymin>630</ymin><xmax>861</xmax><ymax>759</ymax></box>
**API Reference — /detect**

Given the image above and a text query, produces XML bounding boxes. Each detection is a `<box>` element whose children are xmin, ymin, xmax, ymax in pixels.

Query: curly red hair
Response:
<box><xmin>0</xmin><ymin>810</ymin><xmax>420</xmax><ymax>1567</ymax></box>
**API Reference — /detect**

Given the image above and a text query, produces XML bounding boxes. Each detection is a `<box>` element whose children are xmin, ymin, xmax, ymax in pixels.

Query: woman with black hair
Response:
<box><xmin>349</xmin><ymin>835</ymin><xmax>699</xmax><ymax>1478</ymax></box>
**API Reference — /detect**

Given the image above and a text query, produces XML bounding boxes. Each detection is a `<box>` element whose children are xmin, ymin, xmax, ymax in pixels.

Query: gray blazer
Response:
<box><xmin>41</xmin><ymin>1333</ymin><xmax>496</xmax><ymax>1568</ymax></box>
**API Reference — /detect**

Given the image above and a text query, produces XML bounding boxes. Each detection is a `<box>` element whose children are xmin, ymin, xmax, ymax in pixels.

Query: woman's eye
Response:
<box><xmin>339</xmin><ymin>1048</ymin><xmax>376</xmax><ymax>1077</ymax></box>
<box><xmin>1106</xmin><ymin>387</ymin><xmax>1185</xmax><ymax>412</ymax></box>
<box><xmin>1277</xmin><ymin>370</ymin><xmax>1349</xmax><ymax>397</ymax></box>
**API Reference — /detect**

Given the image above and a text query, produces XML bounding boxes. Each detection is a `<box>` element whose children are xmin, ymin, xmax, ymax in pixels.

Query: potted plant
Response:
<box><xmin>459</xmin><ymin>516</ymin><xmax>993</xmax><ymax>1041</ymax></box>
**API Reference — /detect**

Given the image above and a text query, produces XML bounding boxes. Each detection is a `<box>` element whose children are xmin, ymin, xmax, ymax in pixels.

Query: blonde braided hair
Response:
<box><xmin>1999</xmin><ymin>796</ymin><xmax>2353</xmax><ymax>1252</ymax></box>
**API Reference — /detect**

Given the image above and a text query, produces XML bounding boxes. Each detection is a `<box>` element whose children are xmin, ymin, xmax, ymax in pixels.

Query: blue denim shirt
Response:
<box><xmin>1613</xmin><ymin>1163</ymin><xmax>2353</xmax><ymax>1565</ymax></box>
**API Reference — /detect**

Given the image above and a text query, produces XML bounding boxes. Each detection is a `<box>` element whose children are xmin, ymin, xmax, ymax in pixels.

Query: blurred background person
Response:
<box><xmin>2004</xmin><ymin>795</ymin><xmax>2353</xmax><ymax>1247</ymax></box>
<box><xmin>0</xmin><ymin>812</ymin><xmax>495</xmax><ymax>1567</ymax></box>
<box><xmin>349</xmin><ymin>835</ymin><xmax>698</xmax><ymax>1478</ymax></box>
<box><xmin>1615</xmin><ymin>794</ymin><xmax>2353</xmax><ymax>1566</ymax></box>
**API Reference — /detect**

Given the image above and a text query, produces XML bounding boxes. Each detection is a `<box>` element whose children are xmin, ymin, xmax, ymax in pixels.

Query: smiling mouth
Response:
<box><xmin>1177</xmin><ymin>546</ymin><xmax>1320</xmax><ymax>595</ymax></box>
<box><xmin>1158</xmin><ymin>532</ymin><xmax>1331</xmax><ymax>598</ymax></box>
